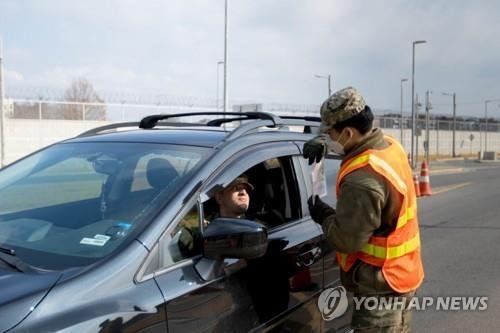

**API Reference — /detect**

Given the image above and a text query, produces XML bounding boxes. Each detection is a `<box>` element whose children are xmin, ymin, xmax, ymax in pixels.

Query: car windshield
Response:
<box><xmin>0</xmin><ymin>141</ymin><xmax>208</xmax><ymax>270</ymax></box>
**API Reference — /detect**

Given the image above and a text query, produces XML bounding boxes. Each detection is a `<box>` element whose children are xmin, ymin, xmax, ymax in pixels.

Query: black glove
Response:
<box><xmin>308</xmin><ymin>195</ymin><xmax>335</xmax><ymax>224</ymax></box>
<box><xmin>303</xmin><ymin>136</ymin><xmax>327</xmax><ymax>165</ymax></box>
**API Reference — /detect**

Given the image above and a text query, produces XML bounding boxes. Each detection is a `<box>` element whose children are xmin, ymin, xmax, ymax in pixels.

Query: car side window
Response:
<box><xmin>158</xmin><ymin>203</ymin><xmax>202</xmax><ymax>269</ymax></box>
<box><xmin>233</xmin><ymin>156</ymin><xmax>301</xmax><ymax>228</ymax></box>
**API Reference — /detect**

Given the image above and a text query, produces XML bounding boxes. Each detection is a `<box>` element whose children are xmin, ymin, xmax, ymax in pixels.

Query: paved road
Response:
<box><xmin>413</xmin><ymin>160</ymin><xmax>500</xmax><ymax>332</ymax></box>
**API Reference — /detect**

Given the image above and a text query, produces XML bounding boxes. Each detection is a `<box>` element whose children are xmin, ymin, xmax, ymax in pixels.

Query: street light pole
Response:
<box><xmin>411</xmin><ymin>40</ymin><xmax>426</xmax><ymax>169</ymax></box>
<box><xmin>415</xmin><ymin>94</ymin><xmax>421</xmax><ymax>164</ymax></box>
<box><xmin>216</xmin><ymin>61</ymin><xmax>224</xmax><ymax>111</ymax></box>
<box><xmin>328</xmin><ymin>74</ymin><xmax>331</xmax><ymax>97</ymax></box>
<box><xmin>314</xmin><ymin>74</ymin><xmax>332</xmax><ymax>97</ymax></box>
<box><xmin>223</xmin><ymin>0</ymin><xmax>229</xmax><ymax>114</ymax></box>
<box><xmin>400</xmin><ymin>78</ymin><xmax>408</xmax><ymax>143</ymax></box>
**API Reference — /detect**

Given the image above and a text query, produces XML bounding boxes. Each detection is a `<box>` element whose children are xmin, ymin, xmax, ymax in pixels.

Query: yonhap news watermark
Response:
<box><xmin>318</xmin><ymin>286</ymin><xmax>488</xmax><ymax>321</ymax></box>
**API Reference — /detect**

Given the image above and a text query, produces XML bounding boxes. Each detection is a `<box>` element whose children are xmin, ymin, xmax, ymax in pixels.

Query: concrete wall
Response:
<box><xmin>384</xmin><ymin>128</ymin><xmax>500</xmax><ymax>158</ymax></box>
<box><xmin>2</xmin><ymin>119</ymin><xmax>500</xmax><ymax>166</ymax></box>
<box><xmin>2</xmin><ymin>119</ymin><xmax>110</xmax><ymax>165</ymax></box>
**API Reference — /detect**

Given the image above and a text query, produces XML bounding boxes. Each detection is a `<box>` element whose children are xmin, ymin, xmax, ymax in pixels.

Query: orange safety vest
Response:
<box><xmin>335</xmin><ymin>135</ymin><xmax>424</xmax><ymax>293</ymax></box>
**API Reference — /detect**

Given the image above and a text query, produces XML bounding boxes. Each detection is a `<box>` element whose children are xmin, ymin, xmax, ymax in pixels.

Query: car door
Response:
<box><xmin>140</xmin><ymin>142</ymin><xmax>325</xmax><ymax>332</ymax></box>
<box><xmin>296</xmin><ymin>147</ymin><xmax>353</xmax><ymax>332</ymax></box>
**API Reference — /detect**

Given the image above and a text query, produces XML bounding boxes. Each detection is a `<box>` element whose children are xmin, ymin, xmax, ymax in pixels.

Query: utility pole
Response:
<box><xmin>222</xmin><ymin>0</ymin><xmax>229</xmax><ymax>114</ymax></box>
<box><xmin>400</xmin><ymin>78</ymin><xmax>408</xmax><ymax>143</ymax></box>
<box><xmin>425</xmin><ymin>90</ymin><xmax>432</xmax><ymax>163</ymax></box>
<box><xmin>442</xmin><ymin>92</ymin><xmax>457</xmax><ymax>157</ymax></box>
<box><xmin>452</xmin><ymin>93</ymin><xmax>456</xmax><ymax>157</ymax></box>
<box><xmin>0</xmin><ymin>37</ymin><xmax>5</xmax><ymax>168</ymax></box>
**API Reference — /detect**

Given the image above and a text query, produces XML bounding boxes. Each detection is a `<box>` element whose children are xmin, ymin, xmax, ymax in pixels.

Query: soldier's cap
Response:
<box><xmin>211</xmin><ymin>175</ymin><xmax>254</xmax><ymax>195</ymax></box>
<box><xmin>319</xmin><ymin>86</ymin><xmax>367</xmax><ymax>133</ymax></box>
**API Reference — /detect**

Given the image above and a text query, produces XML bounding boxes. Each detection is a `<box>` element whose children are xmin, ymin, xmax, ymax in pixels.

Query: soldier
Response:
<box><xmin>304</xmin><ymin>87</ymin><xmax>424</xmax><ymax>332</ymax></box>
<box><xmin>177</xmin><ymin>175</ymin><xmax>254</xmax><ymax>257</ymax></box>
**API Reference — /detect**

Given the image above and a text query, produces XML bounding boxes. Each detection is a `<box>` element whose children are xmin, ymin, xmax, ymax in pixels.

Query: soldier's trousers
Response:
<box><xmin>351</xmin><ymin>291</ymin><xmax>416</xmax><ymax>333</ymax></box>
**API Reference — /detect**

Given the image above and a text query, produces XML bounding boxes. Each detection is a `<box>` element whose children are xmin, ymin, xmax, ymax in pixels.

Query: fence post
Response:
<box><xmin>82</xmin><ymin>104</ymin><xmax>86</xmax><ymax>121</ymax></box>
<box><xmin>38</xmin><ymin>99</ymin><xmax>42</xmax><ymax>120</ymax></box>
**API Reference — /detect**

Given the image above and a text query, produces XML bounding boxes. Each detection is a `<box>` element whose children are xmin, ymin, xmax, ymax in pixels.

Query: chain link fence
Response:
<box><xmin>2</xmin><ymin>99</ymin><xmax>499</xmax><ymax>166</ymax></box>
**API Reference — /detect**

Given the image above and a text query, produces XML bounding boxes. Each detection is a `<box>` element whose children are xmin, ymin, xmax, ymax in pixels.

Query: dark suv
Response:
<box><xmin>0</xmin><ymin>112</ymin><xmax>351</xmax><ymax>332</ymax></box>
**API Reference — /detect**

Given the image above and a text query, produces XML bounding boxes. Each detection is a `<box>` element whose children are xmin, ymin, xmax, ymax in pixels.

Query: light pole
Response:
<box><xmin>222</xmin><ymin>0</ymin><xmax>229</xmax><ymax>114</ymax></box>
<box><xmin>216</xmin><ymin>61</ymin><xmax>224</xmax><ymax>111</ymax></box>
<box><xmin>415</xmin><ymin>94</ymin><xmax>422</xmax><ymax>164</ymax></box>
<box><xmin>411</xmin><ymin>40</ymin><xmax>426</xmax><ymax>169</ymax></box>
<box><xmin>483</xmin><ymin>99</ymin><xmax>500</xmax><ymax>153</ymax></box>
<box><xmin>400</xmin><ymin>78</ymin><xmax>408</xmax><ymax>143</ymax></box>
<box><xmin>442</xmin><ymin>92</ymin><xmax>457</xmax><ymax>157</ymax></box>
<box><xmin>314</xmin><ymin>74</ymin><xmax>332</xmax><ymax>97</ymax></box>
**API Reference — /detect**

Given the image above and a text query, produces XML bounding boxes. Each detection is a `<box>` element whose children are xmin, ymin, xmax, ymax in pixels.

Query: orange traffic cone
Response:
<box><xmin>419</xmin><ymin>161</ymin><xmax>432</xmax><ymax>196</ymax></box>
<box><xmin>413</xmin><ymin>174</ymin><xmax>421</xmax><ymax>197</ymax></box>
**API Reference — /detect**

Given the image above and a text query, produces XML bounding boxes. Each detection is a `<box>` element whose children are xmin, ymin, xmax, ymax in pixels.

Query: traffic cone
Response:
<box><xmin>413</xmin><ymin>174</ymin><xmax>421</xmax><ymax>197</ymax></box>
<box><xmin>419</xmin><ymin>161</ymin><xmax>432</xmax><ymax>196</ymax></box>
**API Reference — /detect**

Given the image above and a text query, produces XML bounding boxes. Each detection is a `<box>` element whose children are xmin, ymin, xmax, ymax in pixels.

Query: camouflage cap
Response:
<box><xmin>319</xmin><ymin>86</ymin><xmax>366</xmax><ymax>133</ymax></box>
<box><xmin>210</xmin><ymin>174</ymin><xmax>254</xmax><ymax>196</ymax></box>
<box><xmin>226</xmin><ymin>175</ymin><xmax>254</xmax><ymax>192</ymax></box>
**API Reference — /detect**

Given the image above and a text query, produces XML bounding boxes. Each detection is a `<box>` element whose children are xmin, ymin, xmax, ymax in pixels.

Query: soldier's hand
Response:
<box><xmin>303</xmin><ymin>136</ymin><xmax>327</xmax><ymax>165</ymax></box>
<box><xmin>308</xmin><ymin>195</ymin><xmax>335</xmax><ymax>224</ymax></box>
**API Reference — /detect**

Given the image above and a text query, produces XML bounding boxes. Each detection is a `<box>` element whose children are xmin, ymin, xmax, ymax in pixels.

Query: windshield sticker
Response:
<box><xmin>80</xmin><ymin>235</ymin><xmax>110</xmax><ymax>246</ymax></box>
<box><xmin>94</xmin><ymin>234</ymin><xmax>111</xmax><ymax>241</ymax></box>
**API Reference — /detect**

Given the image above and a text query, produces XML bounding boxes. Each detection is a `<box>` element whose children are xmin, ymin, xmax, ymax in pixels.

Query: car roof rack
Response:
<box><xmin>78</xmin><ymin>112</ymin><xmax>320</xmax><ymax>139</ymax></box>
<box><xmin>139</xmin><ymin>111</ymin><xmax>282</xmax><ymax>129</ymax></box>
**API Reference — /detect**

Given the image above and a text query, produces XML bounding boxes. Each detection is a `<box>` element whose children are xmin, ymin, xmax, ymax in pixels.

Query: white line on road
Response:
<box><xmin>430</xmin><ymin>182</ymin><xmax>473</xmax><ymax>195</ymax></box>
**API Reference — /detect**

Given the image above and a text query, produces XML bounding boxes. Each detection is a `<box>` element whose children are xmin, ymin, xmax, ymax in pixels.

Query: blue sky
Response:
<box><xmin>1</xmin><ymin>0</ymin><xmax>500</xmax><ymax>117</ymax></box>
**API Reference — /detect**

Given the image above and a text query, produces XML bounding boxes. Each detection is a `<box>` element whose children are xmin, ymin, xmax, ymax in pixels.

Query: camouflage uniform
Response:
<box><xmin>305</xmin><ymin>87</ymin><xmax>418</xmax><ymax>333</ymax></box>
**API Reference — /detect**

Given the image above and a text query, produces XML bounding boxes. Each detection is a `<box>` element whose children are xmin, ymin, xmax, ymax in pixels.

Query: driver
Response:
<box><xmin>178</xmin><ymin>175</ymin><xmax>254</xmax><ymax>257</ymax></box>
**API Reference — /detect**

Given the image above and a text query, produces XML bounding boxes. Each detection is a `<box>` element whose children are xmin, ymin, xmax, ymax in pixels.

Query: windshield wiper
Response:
<box><xmin>0</xmin><ymin>246</ymin><xmax>16</xmax><ymax>256</ymax></box>
<box><xmin>0</xmin><ymin>248</ymin><xmax>33</xmax><ymax>273</ymax></box>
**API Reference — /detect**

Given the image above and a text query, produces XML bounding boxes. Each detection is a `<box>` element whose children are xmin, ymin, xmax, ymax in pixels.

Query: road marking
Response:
<box><xmin>431</xmin><ymin>182</ymin><xmax>472</xmax><ymax>195</ymax></box>
<box><xmin>429</xmin><ymin>168</ymin><xmax>464</xmax><ymax>175</ymax></box>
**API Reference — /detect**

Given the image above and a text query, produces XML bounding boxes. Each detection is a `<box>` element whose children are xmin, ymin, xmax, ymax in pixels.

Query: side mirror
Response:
<box><xmin>203</xmin><ymin>218</ymin><xmax>268</xmax><ymax>260</ymax></box>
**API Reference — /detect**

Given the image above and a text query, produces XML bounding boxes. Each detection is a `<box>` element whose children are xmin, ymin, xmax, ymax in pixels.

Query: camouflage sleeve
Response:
<box><xmin>321</xmin><ymin>170</ymin><xmax>386</xmax><ymax>254</ymax></box>
<box><xmin>178</xmin><ymin>226</ymin><xmax>203</xmax><ymax>258</ymax></box>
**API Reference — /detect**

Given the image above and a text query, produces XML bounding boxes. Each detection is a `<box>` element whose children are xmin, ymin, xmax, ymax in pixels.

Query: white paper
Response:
<box><xmin>311</xmin><ymin>158</ymin><xmax>327</xmax><ymax>199</ymax></box>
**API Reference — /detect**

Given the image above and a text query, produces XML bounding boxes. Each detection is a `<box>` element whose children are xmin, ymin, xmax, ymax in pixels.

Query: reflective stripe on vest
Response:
<box><xmin>361</xmin><ymin>232</ymin><xmax>420</xmax><ymax>260</ymax></box>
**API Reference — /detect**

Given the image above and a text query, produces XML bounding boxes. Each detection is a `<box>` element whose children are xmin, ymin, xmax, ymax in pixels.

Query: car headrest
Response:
<box><xmin>146</xmin><ymin>158</ymin><xmax>179</xmax><ymax>190</ymax></box>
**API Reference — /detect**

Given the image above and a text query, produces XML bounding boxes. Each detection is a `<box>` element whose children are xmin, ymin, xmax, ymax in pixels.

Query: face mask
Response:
<box><xmin>327</xmin><ymin>130</ymin><xmax>348</xmax><ymax>156</ymax></box>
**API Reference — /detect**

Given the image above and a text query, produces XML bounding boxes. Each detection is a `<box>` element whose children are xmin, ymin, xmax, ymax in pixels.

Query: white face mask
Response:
<box><xmin>327</xmin><ymin>130</ymin><xmax>348</xmax><ymax>156</ymax></box>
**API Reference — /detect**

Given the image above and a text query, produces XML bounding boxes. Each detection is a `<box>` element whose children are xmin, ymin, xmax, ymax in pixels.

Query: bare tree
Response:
<box><xmin>55</xmin><ymin>78</ymin><xmax>107</xmax><ymax>120</ymax></box>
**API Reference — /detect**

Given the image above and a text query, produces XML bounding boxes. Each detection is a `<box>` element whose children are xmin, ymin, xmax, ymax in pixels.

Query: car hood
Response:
<box><xmin>0</xmin><ymin>268</ymin><xmax>62</xmax><ymax>332</ymax></box>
